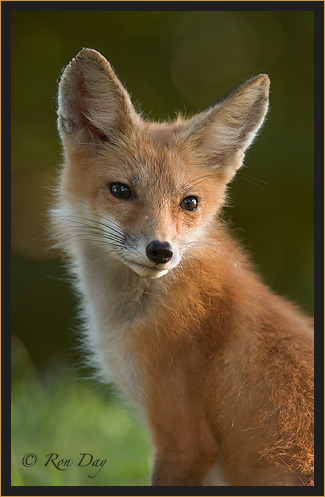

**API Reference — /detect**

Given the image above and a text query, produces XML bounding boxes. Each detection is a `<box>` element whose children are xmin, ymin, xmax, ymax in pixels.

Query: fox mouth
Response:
<box><xmin>134</xmin><ymin>263</ymin><xmax>163</xmax><ymax>271</ymax></box>
<box><xmin>127</xmin><ymin>260</ymin><xmax>171</xmax><ymax>278</ymax></box>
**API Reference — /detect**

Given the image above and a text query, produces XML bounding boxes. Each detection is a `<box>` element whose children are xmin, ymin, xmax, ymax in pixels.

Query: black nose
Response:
<box><xmin>146</xmin><ymin>240</ymin><xmax>173</xmax><ymax>264</ymax></box>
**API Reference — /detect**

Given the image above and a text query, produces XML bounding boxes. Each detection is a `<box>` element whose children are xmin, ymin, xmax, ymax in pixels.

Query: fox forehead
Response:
<box><xmin>64</xmin><ymin>123</ymin><xmax>212</xmax><ymax>201</ymax></box>
<box><xmin>114</xmin><ymin>131</ymin><xmax>206</xmax><ymax>196</ymax></box>
<box><xmin>111</xmin><ymin>128</ymin><xmax>189</xmax><ymax>187</ymax></box>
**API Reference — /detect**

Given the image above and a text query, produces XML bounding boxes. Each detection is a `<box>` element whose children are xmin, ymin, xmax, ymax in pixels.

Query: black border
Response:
<box><xmin>2</xmin><ymin>1</ymin><xmax>324</xmax><ymax>496</ymax></box>
<box><xmin>0</xmin><ymin>0</ymin><xmax>323</xmax><ymax>11</ymax></box>
<box><xmin>313</xmin><ymin>1</ymin><xmax>325</xmax><ymax>495</ymax></box>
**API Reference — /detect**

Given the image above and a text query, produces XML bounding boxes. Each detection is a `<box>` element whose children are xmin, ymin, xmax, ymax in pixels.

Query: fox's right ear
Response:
<box><xmin>58</xmin><ymin>48</ymin><xmax>139</xmax><ymax>149</ymax></box>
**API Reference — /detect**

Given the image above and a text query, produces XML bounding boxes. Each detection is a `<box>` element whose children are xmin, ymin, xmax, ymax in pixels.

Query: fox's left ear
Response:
<box><xmin>180</xmin><ymin>75</ymin><xmax>270</xmax><ymax>177</ymax></box>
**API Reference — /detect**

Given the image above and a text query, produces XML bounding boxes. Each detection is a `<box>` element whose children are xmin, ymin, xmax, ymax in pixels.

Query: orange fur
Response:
<box><xmin>127</xmin><ymin>242</ymin><xmax>313</xmax><ymax>486</ymax></box>
<box><xmin>52</xmin><ymin>49</ymin><xmax>314</xmax><ymax>486</ymax></box>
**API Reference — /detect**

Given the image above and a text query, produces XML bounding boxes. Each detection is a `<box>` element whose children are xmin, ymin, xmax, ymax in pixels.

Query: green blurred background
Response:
<box><xmin>11</xmin><ymin>10</ymin><xmax>314</xmax><ymax>486</ymax></box>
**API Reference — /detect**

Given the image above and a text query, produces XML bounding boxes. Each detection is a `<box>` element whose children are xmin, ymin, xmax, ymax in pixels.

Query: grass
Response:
<box><xmin>11</xmin><ymin>336</ymin><xmax>152</xmax><ymax>486</ymax></box>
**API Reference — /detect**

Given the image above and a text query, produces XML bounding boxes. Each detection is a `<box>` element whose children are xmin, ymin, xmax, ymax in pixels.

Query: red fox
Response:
<box><xmin>51</xmin><ymin>49</ymin><xmax>314</xmax><ymax>486</ymax></box>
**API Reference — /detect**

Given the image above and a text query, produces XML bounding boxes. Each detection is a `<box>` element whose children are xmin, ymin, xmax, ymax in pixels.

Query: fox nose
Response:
<box><xmin>146</xmin><ymin>240</ymin><xmax>173</xmax><ymax>265</ymax></box>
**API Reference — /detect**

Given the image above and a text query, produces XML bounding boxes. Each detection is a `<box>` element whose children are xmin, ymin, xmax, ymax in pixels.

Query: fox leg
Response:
<box><xmin>132</xmin><ymin>334</ymin><xmax>219</xmax><ymax>485</ymax></box>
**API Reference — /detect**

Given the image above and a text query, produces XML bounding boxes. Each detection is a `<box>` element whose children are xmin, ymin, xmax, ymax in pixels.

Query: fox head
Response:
<box><xmin>56</xmin><ymin>48</ymin><xmax>269</xmax><ymax>278</ymax></box>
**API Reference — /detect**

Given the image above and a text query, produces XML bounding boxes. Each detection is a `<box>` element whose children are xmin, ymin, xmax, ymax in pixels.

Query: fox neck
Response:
<box><xmin>72</xmin><ymin>240</ymin><xmax>176</xmax><ymax>404</ymax></box>
<box><xmin>73</xmin><ymin>241</ymin><xmax>166</xmax><ymax>326</ymax></box>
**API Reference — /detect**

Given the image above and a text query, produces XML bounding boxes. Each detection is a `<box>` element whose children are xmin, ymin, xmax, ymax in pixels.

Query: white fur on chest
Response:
<box><xmin>71</xmin><ymin>244</ymin><xmax>155</xmax><ymax>406</ymax></box>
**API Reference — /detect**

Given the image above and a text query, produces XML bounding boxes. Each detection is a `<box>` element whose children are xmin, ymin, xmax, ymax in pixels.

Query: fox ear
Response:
<box><xmin>58</xmin><ymin>48</ymin><xmax>138</xmax><ymax>147</ymax></box>
<box><xmin>180</xmin><ymin>75</ymin><xmax>270</xmax><ymax>178</ymax></box>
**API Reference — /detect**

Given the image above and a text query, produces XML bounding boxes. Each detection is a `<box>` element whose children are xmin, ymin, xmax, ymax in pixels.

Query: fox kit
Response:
<box><xmin>52</xmin><ymin>49</ymin><xmax>314</xmax><ymax>486</ymax></box>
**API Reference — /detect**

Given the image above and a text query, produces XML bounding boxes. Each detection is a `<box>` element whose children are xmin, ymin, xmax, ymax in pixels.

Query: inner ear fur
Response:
<box><xmin>179</xmin><ymin>74</ymin><xmax>270</xmax><ymax>176</ymax></box>
<box><xmin>57</xmin><ymin>48</ymin><xmax>139</xmax><ymax>147</ymax></box>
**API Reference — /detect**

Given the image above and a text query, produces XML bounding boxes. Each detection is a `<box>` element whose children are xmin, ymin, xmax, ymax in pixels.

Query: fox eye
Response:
<box><xmin>109</xmin><ymin>183</ymin><xmax>132</xmax><ymax>200</ymax></box>
<box><xmin>180</xmin><ymin>196</ymin><xmax>198</xmax><ymax>211</ymax></box>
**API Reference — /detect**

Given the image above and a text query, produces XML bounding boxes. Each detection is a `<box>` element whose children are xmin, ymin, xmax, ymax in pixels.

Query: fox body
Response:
<box><xmin>52</xmin><ymin>49</ymin><xmax>314</xmax><ymax>486</ymax></box>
